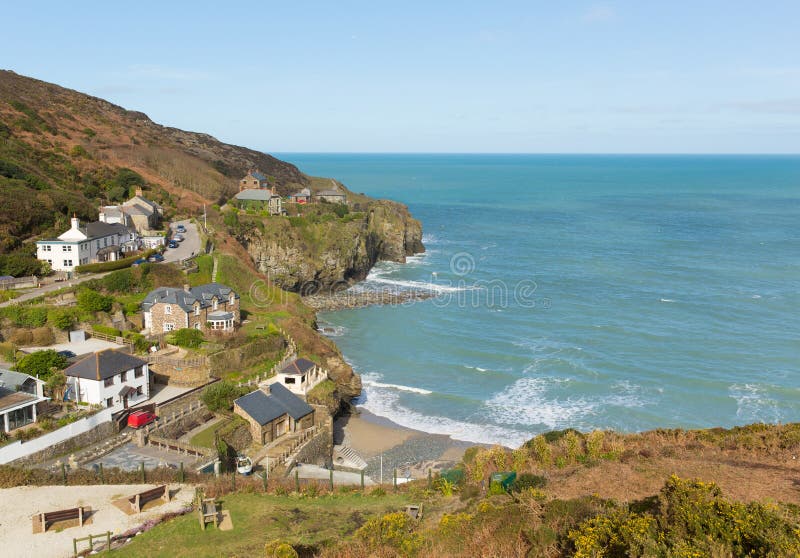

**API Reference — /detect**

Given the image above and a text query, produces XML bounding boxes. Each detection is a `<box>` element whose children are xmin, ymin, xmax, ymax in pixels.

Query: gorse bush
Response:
<box><xmin>168</xmin><ymin>328</ymin><xmax>205</xmax><ymax>349</ymax></box>
<box><xmin>201</xmin><ymin>381</ymin><xmax>250</xmax><ymax>412</ymax></box>
<box><xmin>77</xmin><ymin>288</ymin><xmax>113</xmax><ymax>312</ymax></box>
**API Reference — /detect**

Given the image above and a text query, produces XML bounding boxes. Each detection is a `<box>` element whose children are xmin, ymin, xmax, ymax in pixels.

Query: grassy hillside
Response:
<box><xmin>0</xmin><ymin>69</ymin><xmax>308</xmax><ymax>254</ymax></box>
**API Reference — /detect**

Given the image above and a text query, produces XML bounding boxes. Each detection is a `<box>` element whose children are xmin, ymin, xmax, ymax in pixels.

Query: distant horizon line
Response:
<box><xmin>270</xmin><ymin>151</ymin><xmax>800</xmax><ymax>156</ymax></box>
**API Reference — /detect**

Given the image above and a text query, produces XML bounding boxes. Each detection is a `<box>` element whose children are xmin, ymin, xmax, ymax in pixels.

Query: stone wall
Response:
<box><xmin>9</xmin><ymin>420</ymin><xmax>116</xmax><ymax>467</ymax></box>
<box><xmin>293</xmin><ymin>426</ymin><xmax>333</xmax><ymax>468</ymax></box>
<box><xmin>149</xmin><ymin>361</ymin><xmax>209</xmax><ymax>387</ymax></box>
<box><xmin>149</xmin><ymin>406</ymin><xmax>213</xmax><ymax>439</ymax></box>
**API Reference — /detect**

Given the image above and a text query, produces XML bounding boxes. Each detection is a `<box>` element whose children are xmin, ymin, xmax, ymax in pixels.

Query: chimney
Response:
<box><xmin>183</xmin><ymin>284</ymin><xmax>190</xmax><ymax>293</ymax></box>
<box><xmin>135</xmin><ymin>187</ymin><xmax>143</xmax><ymax>197</ymax></box>
<box><xmin>70</xmin><ymin>214</ymin><xmax>80</xmax><ymax>230</ymax></box>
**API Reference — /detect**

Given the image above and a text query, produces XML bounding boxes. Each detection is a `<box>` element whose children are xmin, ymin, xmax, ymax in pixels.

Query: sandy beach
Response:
<box><xmin>335</xmin><ymin>408</ymin><xmax>471</xmax><ymax>481</ymax></box>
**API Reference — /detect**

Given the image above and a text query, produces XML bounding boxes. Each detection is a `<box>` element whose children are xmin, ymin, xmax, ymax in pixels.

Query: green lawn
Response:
<box><xmin>189</xmin><ymin>418</ymin><xmax>230</xmax><ymax>449</ymax></box>
<box><xmin>112</xmin><ymin>491</ymin><xmax>415</xmax><ymax>557</ymax></box>
<box><xmin>189</xmin><ymin>254</ymin><xmax>214</xmax><ymax>287</ymax></box>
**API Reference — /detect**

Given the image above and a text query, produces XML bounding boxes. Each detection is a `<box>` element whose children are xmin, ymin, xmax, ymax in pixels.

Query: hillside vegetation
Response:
<box><xmin>0</xmin><ymin>69</ymin><xmax>307</xmax><ymax>252</ymax></box>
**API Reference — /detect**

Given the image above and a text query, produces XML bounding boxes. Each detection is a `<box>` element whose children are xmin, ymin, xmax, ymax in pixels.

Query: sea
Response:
<box><xmin>277</xmin><ymin>154</ymin><xmax>800</xmax><ymax>448</ymax></box>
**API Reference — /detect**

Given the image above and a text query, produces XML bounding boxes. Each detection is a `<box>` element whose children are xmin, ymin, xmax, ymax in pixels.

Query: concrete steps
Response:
<box><xmin>333</xmin><ymin>445</ymin><xmax>368</xmax><ymax>470</ymax></box>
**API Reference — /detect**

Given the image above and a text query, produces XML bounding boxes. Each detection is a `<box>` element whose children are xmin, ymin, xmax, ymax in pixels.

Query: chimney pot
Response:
<box><xmin>183</xmin><ymin>284</ymin><xmax>190</xmax><ymax>292</ymax></box>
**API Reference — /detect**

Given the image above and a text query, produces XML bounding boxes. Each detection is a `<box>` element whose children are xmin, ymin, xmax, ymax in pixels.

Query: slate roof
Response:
<box><xmin>86</xmin><ymin>221</ymin><xmax>132</xmax><ymax>239</ymax></box>
<box><xmin>246</xmin><ymin>171</ymin><xmax>268</xmax><ymax>181</ymax></box>
<box><xmin>64</xmin><ymin>349</ymin><xmax>148</xmax><ymax>381</ymax></box>
<box><xmin>279</xmin><ymin>358</ymin><xmax>316</xmax><ymax>376</ymax></box>
<box><xmin>235</xmin><ymin>189</ymin><xmax>273</xmax><ymax>201</ymax></box>
<box><xmin>208</xmin><ymin>311</ymin><xmax>234</xmax><ymax>320</ymax></box>
<box><xmin>0</xmin><ymin>368</ymin><xmax>41</xmax><ymax>392</ymax></box>
<box><xmin>141</xmin><ymin>283</ymin><xmax>238</xmax><ymax>314</ymax></box>
<box><xmin>235</xmin><ymin>383</ymin><xmax>313</xmax><ymax>426</ymax></box>
<box><xmin>0</xmin><ymin>387</ymin><xmax>38</xmax><ymax>413</ymax></box>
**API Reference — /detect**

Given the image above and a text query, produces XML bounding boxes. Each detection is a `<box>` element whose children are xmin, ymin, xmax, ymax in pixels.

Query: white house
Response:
<box><xmin>267</xmin><ymin>357</ymin><xmax>328</xmax><ymax>397</ymax></box>
<box><xmin>64</xmin><ymin>349</ymin><xmax>150</xmax><ymax>409</ymax></box>
<box><xmin>36</xmin><ymin>216</ymin><xmax>139</xmax><ymax>272</ymax></box>
<box><xmin>0</xmin><ymin>369</ymin><xmax>48</xmax><ymax>433</ymax></box>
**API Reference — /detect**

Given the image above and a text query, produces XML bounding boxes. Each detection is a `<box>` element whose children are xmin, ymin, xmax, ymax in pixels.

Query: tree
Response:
<box><xmin>47</xmin><ymin>308</ymin><xmax>75</xmax><ymax>330</ymax></box>
<box><xmin>77</xmin><ymin>288</ymin><xmax>113</xmax><ymax>312</ymax></box>
<box><xmin>46</xmin><ymin>371</ymin><xmax>67</xmax><ymax>403</ymax></box>
<box><xmin>14</xmin><ymin>349</ymin><xmax>68</xmax><ymax>381</ymax></box>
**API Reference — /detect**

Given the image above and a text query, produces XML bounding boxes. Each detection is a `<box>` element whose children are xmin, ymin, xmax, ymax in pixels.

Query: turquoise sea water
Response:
<box><xmin>278</xmin><ymin>154</ymin><xmax>800</xmax><ymax>447</ymax></box>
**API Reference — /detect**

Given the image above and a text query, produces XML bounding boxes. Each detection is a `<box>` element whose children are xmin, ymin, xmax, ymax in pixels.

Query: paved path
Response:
<box><xmin>0</xmin><ymin>272</ymin><xmax>110</xmax><ymax>308</ymax></box>
<box><xmin>86</xmin><ymin>442</ymin><xmax>190</xmax><ymax>471</ymax></box>
<box><xmin>163</xmin><ymin>219</ymin><xmax>201</xmax><ymax>263</ymax></box>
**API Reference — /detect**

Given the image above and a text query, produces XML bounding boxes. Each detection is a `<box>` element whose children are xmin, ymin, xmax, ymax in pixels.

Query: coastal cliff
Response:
<box><xmin>232</xmin><ymin>196</ymin><xmax>424</xmax><ymax>292</ymax></box>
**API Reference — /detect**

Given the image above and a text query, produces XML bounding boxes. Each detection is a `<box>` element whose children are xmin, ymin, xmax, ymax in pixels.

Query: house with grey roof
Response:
<box><xmin>239</xmin><ymin>170</ymin><xmax>269</xmax><ymax>191</ymax></box>
<box><xmin>270</xmin><ymin>357</ymin><xmax>328</xmax><ymax>397</ymax></box>
<box><xmin>234</xmin><ymin>383</ymin><xmax>315</xmax><ymax>445</ymax></box>
<box><xmin>288</xmin><ymin>187</ymin><xmax>311</xmax><ymax>204</ymax></box>
<box><xmin>63</xmin><ymin>349</ymin><xmax>149</xmax><ymax>409</ymax></box>
<box><xmin>314</xmin><ymin>189</ymin><xmax>347</xmax><ymax>204</ymax></box>
<box><xmin>99</xmin><ymin>187</ymin><xmax>164</xmax><ymax>234</ymax></box>
<box><xmin>234</xmin><ymin>188</ymin><xmax>283</xmax><ymax>215</ymax></box>
<box><xmin>142</xmin><ymin>283</ymin><xmax>240</xmax><ymax>334</ymax></box>
<box><xmin>36</xmin><ymin>216</ymin><xmax>139</xmax><ymax>272</ymax></box>
<box><xmin>0</xmin><ymin>369</ymin><xmax>48</xmax><ymax>433</ymax></box>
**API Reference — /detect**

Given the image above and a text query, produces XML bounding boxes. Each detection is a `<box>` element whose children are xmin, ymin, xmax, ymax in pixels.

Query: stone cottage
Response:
<box><xmin>234</xmin><ymin>383</ymin><xmax>315</xmax><ymax>445</ymax></box>
<box><xmin>239</xmin><ymin>170</ymin><xmax>269</xmax><ymax>191</ymax></box>
<box><xmin>141</xmin><ymin>283</ymin><xmax>240</xmax><ymax>334</ymax></box>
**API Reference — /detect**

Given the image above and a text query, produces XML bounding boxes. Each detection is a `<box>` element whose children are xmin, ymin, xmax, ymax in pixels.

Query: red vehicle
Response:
<box><xmin>127</xmin><ymin>410</ymin><xmax>157</xmax><ymax>429</ymax></box>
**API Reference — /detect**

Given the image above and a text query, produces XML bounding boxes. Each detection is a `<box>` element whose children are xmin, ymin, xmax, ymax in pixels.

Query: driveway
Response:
<box><xmin>162</xmin><ymin>220</ymin><xmax>201</xmax><ymax>263</ymax></box>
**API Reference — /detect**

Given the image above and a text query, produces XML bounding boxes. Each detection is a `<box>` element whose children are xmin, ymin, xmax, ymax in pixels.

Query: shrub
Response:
<box><xmin>47</xmin><ymin>308</ymin><xmax>76</xmax><ymax>330</ymax></box>
<box><xmin>201</xmin><ymin>381</ymin><xmax>249</xmax><ymax>412</ymax></box>
<box><xmin>168</xmin><ymin>328</ymin><xmax>205</xmax><ymax>349</ymax></box>
<box><xmin>356</xmin><ymin>512</ymin><xmax>423</xmax><ymax>555</ymax></box>
<box><xmin>101</xmin><ymin>269</ymin><xmax>134</xmax><ymax>293</ymax></box>
<box><xmin>264</xmin><ymin>540</ymin><xmax>299</xmax><ymax>558</ymax></box>
<box><xmin>0</xmin><ymin>341</ymin><xmax>16</xmax><ymax>361</ymax></box>
<box><xmin>529</xmin><ymin>435</ymin><xmax>552</xmax><ymax>468</ymax></box>
<box><xmin>511</xmin><ymin>473</ymin><xmax>547</xmax><ymax>492</ymax></box>
<box><xmin>9</xmin><ymin>329</ymin><xmax>33</xmax><ymax>346</ymax></box>
<box><xmin>77</xmin><ymin>288</ymin><xmax>113</xmax><ymax>312</ymax></box>
<box><xmin>14</xmin><ymin>349</ymin><xmax>68</xmax><ymax>380</ymax></box>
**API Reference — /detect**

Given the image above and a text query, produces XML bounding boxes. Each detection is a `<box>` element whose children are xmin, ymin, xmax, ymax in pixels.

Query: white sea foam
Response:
<box><xmin>318</xmin><ymin>325</ymin><xmax>348</xmax><ymax>337</ymax></box>
<box><xmin>660</xmin><ymin>298</ymin><xmax>676</xmax><ymax>303</ymax></box>
<box><xmin>365</xmin><ymin>276</ymin><xmax>477</xmax><ymax>294</ymax></box>
<box><xmin>751</xmin><ymin>294</ymin><xmax>762</xmax><ymax>299</ymax></box>
<box><xmin>729</xmin><ymin>383</ymin><xmax>782</xmax><ymax>423</ymax></box>
<box><xmin>358</xmin><ymin>379</ymin><xmax>530</xmax><ymax>447</ymax></box>
<box><xmin>486</xmin><ymin>377</ymin><xmax>594</xmax><ymax>429</ymax></box>
<box><xmin>361</xmin><ymin>373</ymin><xmax>433</xmax><ymax>395</ymax></box>
<box><xmin>463</xmin><ymin>365</ymin><xmax>488</xmax><ymax>372</ymax></box>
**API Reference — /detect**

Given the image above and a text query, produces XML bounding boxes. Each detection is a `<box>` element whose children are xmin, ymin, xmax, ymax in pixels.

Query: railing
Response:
<box><xmin>149</xmin><ymin>435</ymin><xmax>214</xmax><ymax>458</ymax></box>
<box><xmin>72</xmin><ymin>531</ymin><xmax>112</xmax><ymax>556</ymax></box>
<box><xmin>88</xmin><ymin>330</ymin><xmax>135</xmax><ymax>349</ymax></box>
<box><xmin>148</xmin><ymin>399</ymin><xmax>206</xmax><ymax>425</ymax></box>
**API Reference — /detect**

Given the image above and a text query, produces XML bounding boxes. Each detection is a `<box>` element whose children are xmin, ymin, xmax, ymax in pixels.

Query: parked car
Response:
<box><xmin>148</xmin><ymin>253</ymin><xmax>165</xmax><ymax>263</ymax></box>
<box><xmin>127</xmin><ymin>410</ymin><xmax>157</xmax><ymax>429</ymax></box>
<box><xmin>168</xmin><ymin>240</ymin><xmax>178</xmax><ymax>249</ymax></box>
<box><xmin>174</xmin><ymin>234</ymin><xmax>185</xmax><ymax>242</ymax></box>
<box><xmin>131</xmin><ymin>258</ymin><xmax>148</xmax><ymax>266</ymax></box>
<box><xmin>176</xmin><ymin>224</ymin><xmax>186</xmax><ymax>233</ymax></box>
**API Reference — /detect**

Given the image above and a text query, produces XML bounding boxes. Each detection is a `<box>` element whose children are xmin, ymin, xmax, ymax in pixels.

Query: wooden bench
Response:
<box><xmin>128</xmin><ymin>485</ymin><xmax>170</xmax><ymax>514</ymax></box>
<box><xmin>198</xmin><ymin>498</ymin><xmax>219</xmax><ymax>530</ymax></box>
<box><xmin>32</xmin><ymin>507</ymin><xmax>85</xmax><ymax>533</ymax></box>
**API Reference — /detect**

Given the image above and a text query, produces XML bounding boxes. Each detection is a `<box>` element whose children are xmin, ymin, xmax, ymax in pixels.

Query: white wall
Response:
<box><xmin>0</xmin><ymin>407</ymin><xmax>114</xmax><ymax>464</ymax></box>
<box><xmin>69</xmin><ymin>365</ymin><xmax>150</xmax><ymax>408</ymax></box>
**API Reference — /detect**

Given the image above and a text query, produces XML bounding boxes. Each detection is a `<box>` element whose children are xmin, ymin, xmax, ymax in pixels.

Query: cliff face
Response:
<box><xmin>236</xmin><ymin>199</ymin><xmax>424</xmax><ymax>292</ymax></box>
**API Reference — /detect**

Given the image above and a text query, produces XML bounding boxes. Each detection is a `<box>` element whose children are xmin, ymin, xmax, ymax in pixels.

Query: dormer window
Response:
<box><xmin>229</xmin><ymin>294</ymin><xmax>235</xmax><ymax>305</ymax></box>
<box><xmin>165</xmin><ymin>304</ymin><xmax>172</xmax><ymax>315</ymax></box>
<box><xmin>212</xmin><ymin>298</ymin><xmax>218</xmax><ymax>310</ymax></box>
<box><xmin>194</xmin><ymin>303</ymin><xmax>200</xmax><ymax>316</ymax></box>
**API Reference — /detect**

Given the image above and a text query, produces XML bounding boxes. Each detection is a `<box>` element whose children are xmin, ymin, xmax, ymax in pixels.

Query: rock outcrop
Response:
<box><xmin>237</xmin><ymin>199</ymin><xmax>424</xmax><ymax>293</ymax></box>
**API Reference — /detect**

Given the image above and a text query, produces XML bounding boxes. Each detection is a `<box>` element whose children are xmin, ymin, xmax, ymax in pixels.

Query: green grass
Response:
<box><xmin>190</xmin><ymin>418</ymin><xmax>230</xmax><ymax>449</ymax></box>
<box><xmin>112</xmin><ymin>491</ymin><xmax>415</xmax><ymax>558</ymax></box>
<box><xmin>189</xmin><ymin>254</ymin><xmax>214</xmax><ymax>287</ymax></box>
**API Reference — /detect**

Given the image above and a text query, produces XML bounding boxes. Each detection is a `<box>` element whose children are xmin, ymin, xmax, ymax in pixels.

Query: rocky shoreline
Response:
<box><xmin>303</xmin><ymin>288</ymin><xmax>436</xmax><ymax>311</ymax></box>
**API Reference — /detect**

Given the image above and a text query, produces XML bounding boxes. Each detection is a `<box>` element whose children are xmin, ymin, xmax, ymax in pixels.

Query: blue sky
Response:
<box><xmin>4</xmin><ymin>1</ymin><xmax>800</xmax><ymax>153</ymax></box>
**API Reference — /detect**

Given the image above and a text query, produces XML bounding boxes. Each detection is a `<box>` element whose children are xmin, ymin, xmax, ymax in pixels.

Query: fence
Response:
<box><xmin>87</xmin><ymin>330</ymin><xmax>134</xmax><ymax>349</ymax></box>
<box><xmin>73</xmin><ymin>531</ymin><xmax>112</xmax><ymax>556</ymax></box>
<box><xmin>147</xmin><ymin>354</ymin><xmax>209</xmax><ymax>367</ymax></box>
<box><xmin>149</xmin><ymin>435</ymin><xmax>214</xmax><ymax>459</ymax></box>
<box><xmin>0</xmin><ymin>407</ymin><xmax>115</xmax><ymax>464</ymax></box>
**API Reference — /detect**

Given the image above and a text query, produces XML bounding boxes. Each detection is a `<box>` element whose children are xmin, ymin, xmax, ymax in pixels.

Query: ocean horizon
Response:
<box><xmin>280</xmin><ymin>153</ymin><xmax>800</xmax><ymax>448</ymax></box>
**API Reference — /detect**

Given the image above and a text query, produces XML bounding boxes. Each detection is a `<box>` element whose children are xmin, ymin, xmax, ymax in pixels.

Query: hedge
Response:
<box><xmin>75</xmin><ymin>249</ymin><xmax>157</xmax><ymax>274</ymax></box>
<box><xmin>91</xmin><ymin>324</ymin><xmax>122</xmax><ymax>337</ymax></box>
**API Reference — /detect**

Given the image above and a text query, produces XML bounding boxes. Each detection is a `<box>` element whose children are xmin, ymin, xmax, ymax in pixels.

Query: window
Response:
<box><xmin>106</xmin><ymin>397</ymin><xmax>113</xmax><ymax>408</ymax></box>
<box><xmin>164</xmin><ymin>304</ymin><xmax>172</xmax><ymax>315</ymax></box>
<box><xmin>63</xmin><ymin>245</ymin><xmax>72</xmax><ymax>252</ymax></box>
<box><xmin>46</xmin><ymin>259</ymin><xmax>52</xmax><ymax>266</ymax></box>
<box><xmin>194</xmin><ymin>304</ymin><xmax>200</xmax><ymax>316</ymax></box>
<box><xmin>285</xmin><ymin>377</ymin><xmax>296</xmax><ymax>384</ymax></box>
<box><xmin>63</xmin><ymin>259</ymin><xmax>73</xmax><ymax>267</ymax></box>
<box><xmin>213</xmin><ymin>298</ymin><xmax>218</xmax><ymax>310</ymax></box>
<box><xmin>134</xmin><ymin>366</ymin><xmax>143</xmax><ymax>378</ymax></box>
<box><xmin>194</xmin><ymin>323</ymin><xmax>201</xmax><ymax>330</ymax></box>
<box><xmin>43</xmin><ymin>245</ymin><xmax>51</xmax><ymax>252</ymax></box>
<box><xmin>136</xmin><ymin>386</ymin><xmax>143</xmax><ymax>396</ymax></box>
<box><xmin>164</xmin><ymin>323</ymin><xmax>175</xmax><ymax>332</ymax></box>
<box><xmin>104</xmin><ymin>377</ymin><xmax>114</xmax><ymax>387</ymax></box>
<box><xmin>229</xmin><ymin>294</ymin><xmax>235</xmax><ymax>305</ymax></box>
<box><xmin>120</xmin><ymin>370</ymin><xmax>127</xmax><ymax>382</ymax></box>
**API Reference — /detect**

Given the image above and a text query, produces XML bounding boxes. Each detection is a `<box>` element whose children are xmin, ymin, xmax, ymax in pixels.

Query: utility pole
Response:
<box><xmin>380</xmin><ymin>454</ymin><xmax>383</xmax><ymax>485</ymax></box>
<box><xmin>203</xmin><ymin>204</ymin><xmax>207</xmax><ymax>230</ymax></box>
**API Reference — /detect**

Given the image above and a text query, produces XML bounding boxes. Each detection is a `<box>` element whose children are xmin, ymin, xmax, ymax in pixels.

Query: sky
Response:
<box><xmin>4</xmin><ymin>1</ymin><xmax>800</xmax><ymax>153</ymax></box>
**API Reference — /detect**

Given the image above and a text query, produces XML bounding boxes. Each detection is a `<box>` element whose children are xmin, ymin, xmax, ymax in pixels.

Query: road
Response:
<box><xmin>162</xmin><ymin>219</ymin><xmax>202</xmax><ymax>263</ymax></box>
<box><xmin>0</xmin><ymin>271</ymin><xmax>110</xmax><ymax>308</ymax></box>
